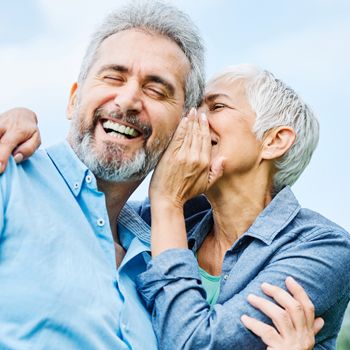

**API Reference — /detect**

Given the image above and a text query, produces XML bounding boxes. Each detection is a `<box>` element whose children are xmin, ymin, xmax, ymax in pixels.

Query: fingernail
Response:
<box><xmin>261</xmin><ymin>282</ymin><xmax>272</xmax><ymax>289</ymax></box>
<box><xmin>183</xmin><ymin>117</ymin><xmax>189</xmax><ymax>123</ymax></box>
<box><xmin>14</xmin><ymin>153</ymin><xmax>24</xmax><ymax>163</ymax></box>
<box><xmin>201</xmin><ymin>112</ymin><xmax>207</xmax><ymax>121</ymax></box>
<box><xmin>190</xmin><ymin>107</ymin><xmax>196</xmax><ymax>116</ymax></box>
<box><xmin>286</xmin><ymin>276</ymin><xmax>296</xmax><ymax>283</ymax></box>
<box><xmin>241</xmin><ymin>314</ymin><xmax>249</xmax><ymax>322</ymax></box>
<box><xmin>247</xmin><ymin>293</ymin><xmax>257</xmax><ymax>301</ymax></box>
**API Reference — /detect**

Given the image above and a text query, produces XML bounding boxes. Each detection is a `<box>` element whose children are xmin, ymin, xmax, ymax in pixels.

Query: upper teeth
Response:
<box><xmin>102</xmin><ymin>120</ymin><xmax>139</xmax><ymax>137</ymax></box>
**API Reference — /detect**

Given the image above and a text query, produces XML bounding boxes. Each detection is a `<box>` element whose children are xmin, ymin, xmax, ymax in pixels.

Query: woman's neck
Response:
<box><xmin>197</xmin><ymin>173</ymin><xmax>273</xmax><ymax>276</ymax></box>
<box><xmin>207</xmin><ymin>172</ymin><xmax>273</xmax><ymax>248</ymax></box>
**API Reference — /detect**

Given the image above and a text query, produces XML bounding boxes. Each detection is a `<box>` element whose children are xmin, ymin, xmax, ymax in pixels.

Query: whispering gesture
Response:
<box><xmin>149</xmin><ymin>108</ymin><xmax>225</xmax><ymax>209</ymax></box>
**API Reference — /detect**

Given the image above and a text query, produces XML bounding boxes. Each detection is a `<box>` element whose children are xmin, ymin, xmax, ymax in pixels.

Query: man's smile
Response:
<box><xmin>102</xmin><ymin>119</ymin><xmax>141</xmax><ymax>139</ymax></box>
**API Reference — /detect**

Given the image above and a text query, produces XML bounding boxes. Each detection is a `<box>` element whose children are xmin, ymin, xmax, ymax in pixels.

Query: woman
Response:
<box><xmin>135</xmin><ymin>64</ymin><xmax>350</xmax><ymax>349</ymax></box>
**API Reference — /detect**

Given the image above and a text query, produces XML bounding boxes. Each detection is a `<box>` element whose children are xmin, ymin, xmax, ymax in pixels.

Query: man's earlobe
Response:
<box><xmin>67</xmin><ymin>83</ymin><xmax>78</xmax><ymax>120</ymax></box>
<box><xmin>261</xmin><ymin>127</ymin><xmax>296</xmax><ymax>160</ymax></box>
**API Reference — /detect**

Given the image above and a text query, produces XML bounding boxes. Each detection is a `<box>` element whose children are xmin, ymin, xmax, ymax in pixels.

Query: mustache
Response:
<box><xmin>93</xmin><ymin>107</ymin><xmax>152</xmax><ymax>138</ymax></box>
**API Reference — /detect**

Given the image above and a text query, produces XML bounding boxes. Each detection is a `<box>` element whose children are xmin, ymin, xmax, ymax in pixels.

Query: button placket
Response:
<box><xmin>86</xmin><ymin>175</ymin><xmax>92</xmax><ymax>184</ymax></box>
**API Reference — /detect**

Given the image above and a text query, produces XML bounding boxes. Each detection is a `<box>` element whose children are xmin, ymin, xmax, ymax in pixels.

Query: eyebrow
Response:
<box><xmin>97</xmin><ymin>64</ymin><xmax>129</xmax><ymax>75</ymax></box>
<box><xmin>204</xmin><ymin>93</ymin><xmax>231</xmax><ymax>104</ymax></box>
<box><xmin>145</xmin><ymin>75</ymin><xmax>175</xmax><ymax>97</ymax></box>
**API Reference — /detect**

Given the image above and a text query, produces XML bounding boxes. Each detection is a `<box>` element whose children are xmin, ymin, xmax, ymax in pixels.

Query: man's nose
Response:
<box><xmin>113</xmin><ymin>81</ymin><xmax>142</xmax><ymax>115</ymax></box>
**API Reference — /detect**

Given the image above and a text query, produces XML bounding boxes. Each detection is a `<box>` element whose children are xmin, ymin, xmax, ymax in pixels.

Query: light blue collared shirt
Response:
<box><xmin>0</xmin><ymin>141</ymin><xmax>156</xmax><ymax>350</ymax></box>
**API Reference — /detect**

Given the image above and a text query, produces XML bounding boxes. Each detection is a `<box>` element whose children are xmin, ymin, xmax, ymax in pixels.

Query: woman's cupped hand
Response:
<box><xmin>149</xmin><ymin>108</ymin><xmax>225</xmax><ymax>209</ymax></box>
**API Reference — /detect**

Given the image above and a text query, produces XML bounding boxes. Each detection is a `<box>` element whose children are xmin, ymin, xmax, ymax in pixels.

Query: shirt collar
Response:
<box><xmin>245</xmin><ymin>186</ymin><xmax>301</xmax><ymax>244</ymax></box>
<box><xmin>46</xmin><ymin>141</ymin><xmax>151</xmax><ymax>248</ymax></box>
<box><xmin>46</xmin><ymin>141</ymin><xmax>90</xmax><ymax>197</ymax></box>
<box><xmin>118</xmin><ymin>203</ymin><xmax>151</xmax><ymax>248</ymax></box>
<box><xmin>189</xmin><ymin>186</ymin><xmax>301</xmax><ymax>247</ymax></box>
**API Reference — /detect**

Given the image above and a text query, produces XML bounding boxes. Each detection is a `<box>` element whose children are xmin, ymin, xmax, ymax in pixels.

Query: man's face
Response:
<box><xmin>68</xmin><ymin>29</ymin><xmax>190</xmax><ymax>182</ymax></box>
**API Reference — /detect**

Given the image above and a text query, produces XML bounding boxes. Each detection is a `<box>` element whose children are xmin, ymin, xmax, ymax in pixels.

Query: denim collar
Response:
<box><xmin>188</xmin><ymin>186</ymin><xmax>301</xmax><ymax>248</ymax></box>
<box><xmin>118</xmin><ymin>204</ymin><xmax>151</xmax><ymax>248</ymax></box>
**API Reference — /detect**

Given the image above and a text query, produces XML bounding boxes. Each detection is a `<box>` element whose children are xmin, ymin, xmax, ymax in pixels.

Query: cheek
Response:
<box><xmin>151</xmin><ymin>106</ymin><xmax>182</xmax><ymax>138</ymax></box>
<box><xmin>220</xmin><ymin>133</ymin><xmax>261</xmax><ymax>172</ymax></box>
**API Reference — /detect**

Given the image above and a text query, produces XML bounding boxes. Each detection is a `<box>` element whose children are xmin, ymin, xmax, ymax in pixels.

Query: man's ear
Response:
<box><xmin>261</xmin><ymin>126</ymin><xmax>296</xmax><ymax>160</ymax></box>
<box><xmin>67</xmin><ymin>82</ymin><xmax>78</xmax><ymax>120</ymax></box>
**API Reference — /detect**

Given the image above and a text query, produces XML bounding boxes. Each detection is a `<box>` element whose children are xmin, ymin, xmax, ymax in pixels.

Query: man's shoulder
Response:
<box><xmin>0</xmin><ymin>149</ymin><xmax>50</xmax><ymax>182</ymax></box>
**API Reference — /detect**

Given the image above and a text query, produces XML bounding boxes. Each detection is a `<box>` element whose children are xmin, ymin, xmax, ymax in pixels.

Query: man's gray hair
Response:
<box><xmin>209</xmin><ymin>64</ymin><xmax>319</xmax><ymax>193</ymax></box>
<box><xmin>78</xmin><ymin>0</ymin><xmax>205</xmax><ymax>112</ymax></box>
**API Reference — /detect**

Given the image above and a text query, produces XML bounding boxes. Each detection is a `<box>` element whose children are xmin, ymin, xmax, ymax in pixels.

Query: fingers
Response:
<box><xmin>0</xmin><ymin>132</ymin><xmax>25</xmax><ymax>173</ymax></box>
<box><xmin>247</xmin><ymin>293</ymin><xmax>294</xmax><ymax>334</ymax></box>
<box><xmin>313</xmin><ymin>317</ymin><xmax>324</xmax><ymax>335</ymax></box>
<box><xmin>168</xmin><ymin>115</ymin><xmax>189</xmax><ymax>151</ymax></box>
<box><xmin>178</xmin><ymin>108</ymin><xmax>196</xmax><ymax>154</ymax></box>
<box><xmin>241</xmin><ymin>314</ymin><xmax>279</xmax><ymax>346</ymax></box>
<box><xmin>199</xmin><ymin>112</ymin><xmax>211</xmax><ymax>158</ymax></box>
<box><xmin>261</xmin><ymin>281</ymin><xmax>307</xmax><ymax>332</ymax></box>
<box><xmin>0</xmin><ymin>107</ymin><xmax>40</xmax><ymax>173</ymax></box>
<box><xmin>13</xmin><ymin>130</ymin><xmax>42</xmax><ymax>161</ymax></box>
<box><xmin>208</xmin><ymin>156</ymin><xmax>225</xmax><ymax>187</ymax></box>
<box><xmin>285</xmin><ymin>276</ymin><xmax>315</xmax><ymax>330</ymax></box>
<box><xmin>186</xmin><ymin>109</ymin><xmax>200</xmax><ymax>155</ymax></box>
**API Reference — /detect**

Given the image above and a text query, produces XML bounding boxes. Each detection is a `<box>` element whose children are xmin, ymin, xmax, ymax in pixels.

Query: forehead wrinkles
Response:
<box><xmin>93</xmin><ymin>30</ymin><xmax>189</xmax><ymax>83</ymax></box>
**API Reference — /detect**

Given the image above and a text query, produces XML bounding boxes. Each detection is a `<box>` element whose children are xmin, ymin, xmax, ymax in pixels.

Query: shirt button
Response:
<box><xmin>73</xmin><ymin>182</ymin><xmax>79</xmax><ymax>189</ymax></box>
<box><xmin>122</xmin><ymin>323</ymin><xmax>129</xmax><ymax>333</ymax></box>
<box><xmin>86</xmin><ymin>175</ymin><xmax>92</xmax><ymax>183</ymax></box>
<box><xmin>97</xmin><ymin>218</ymin><xmax>105</xmax><ymax>227</ymax></box>
<box><xmin>223</xmin><ymin>274</ymin><xmax>229</xmax><ymax>281</ymax></box>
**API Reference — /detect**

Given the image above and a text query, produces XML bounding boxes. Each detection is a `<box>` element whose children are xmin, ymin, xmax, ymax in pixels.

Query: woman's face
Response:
<box><xmin>199</xmin><ymin>78</ymin><xmax>263</xmax><ymax>177</ymax></box>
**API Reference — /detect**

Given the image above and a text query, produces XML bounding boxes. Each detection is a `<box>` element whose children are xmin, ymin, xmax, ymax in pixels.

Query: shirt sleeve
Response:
<box><xmin>134</xmin><ymin>195</ymin><xmax>211</xmax><ymax>232</ymax></box>
<box><xmin>136</xmin><ymin>229</ymin><xmax>350</xmax><ymax>350</ymax></box>
<box><xmin>0</xmin><ymin>182</ymin><xmax>4</xmax><ymax>235</ymax></box>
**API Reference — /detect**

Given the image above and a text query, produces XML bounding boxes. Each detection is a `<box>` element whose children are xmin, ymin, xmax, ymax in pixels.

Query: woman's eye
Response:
<box><xmin>210</xmin><ymin>103</ymin><xmax>226</xmax><ymax>111</ymax></box>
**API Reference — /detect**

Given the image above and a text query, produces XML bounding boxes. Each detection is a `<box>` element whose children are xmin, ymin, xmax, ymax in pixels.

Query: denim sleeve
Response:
<box><xmin>136</xmin><ymin>230</ymin><xmax>350</xmax><ymax>350</ymax></box>
<box><xmin>131</xmin><ymin>196</ymin><xmax>210</xmax><ymax>229</ymax></box>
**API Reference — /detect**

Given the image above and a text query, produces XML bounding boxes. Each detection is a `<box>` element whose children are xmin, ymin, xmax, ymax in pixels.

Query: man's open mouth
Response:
<box><xmin>102</xmin><ymin>120</ymin><xmax>142</xmax><ymax>140</ymax></box>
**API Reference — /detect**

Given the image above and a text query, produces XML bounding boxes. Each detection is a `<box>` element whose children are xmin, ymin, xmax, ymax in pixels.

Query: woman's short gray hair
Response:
<box><xmin>209</xmin><ymin>64</ymin><xmax>319</xmax><ymax>193</ymax></box>
<box><xmin>78</xmin><ymin>0</ymin><xmax>205</xmax><ymax>112</ymax></box>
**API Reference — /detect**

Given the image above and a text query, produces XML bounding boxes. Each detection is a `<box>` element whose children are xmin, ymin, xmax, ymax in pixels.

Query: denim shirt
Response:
<box><xmin>135</xmin><ymin>187</ymin><xmax>350</xmax><ymax>350</ymax></box>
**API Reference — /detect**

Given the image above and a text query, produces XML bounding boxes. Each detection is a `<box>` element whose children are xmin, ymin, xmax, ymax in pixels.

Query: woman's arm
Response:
<box><xmin>149</xmin><ymin>108</ymin><xmax>223</xmax><ymax>257</ymax></box>
<box><xmin>137</xmin><ymin>232</ymin><xmax>348</xmax><ymax>349</ymax></box>
<box><xmin>0</xmin><ymin>108</ymin><xmax>40</xmax><ymax>173</ymax></box>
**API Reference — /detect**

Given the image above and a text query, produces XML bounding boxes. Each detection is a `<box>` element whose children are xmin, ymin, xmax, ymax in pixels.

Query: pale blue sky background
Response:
<box><xmin>1</xmin><ymin>0</ymin><xmax>349</xmax><ymax>231</ymax></box>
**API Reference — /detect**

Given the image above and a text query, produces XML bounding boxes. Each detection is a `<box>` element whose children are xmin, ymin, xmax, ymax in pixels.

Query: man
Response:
<box><xmin>0</xmin><ymin>2</ymin><xmax>205</xmax><ymax>349</ymax></box>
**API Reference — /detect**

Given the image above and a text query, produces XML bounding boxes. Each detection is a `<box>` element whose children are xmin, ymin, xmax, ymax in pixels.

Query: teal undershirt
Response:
<box><xmin>198</xmin><ymin>266</ymin><xmax>222</xmax><ymax>306</ymax></box>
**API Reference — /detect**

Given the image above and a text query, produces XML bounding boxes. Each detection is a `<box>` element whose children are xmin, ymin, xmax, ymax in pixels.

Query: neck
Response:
<box><xmin>206</xmin><ymin>171</ymin><xmax>273</xmax><ymax>248</ymax></box>
<box><xmin>97</xmin><ymin>178</ymin><xmax>142</xmax><ymax>243</ymax></box>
